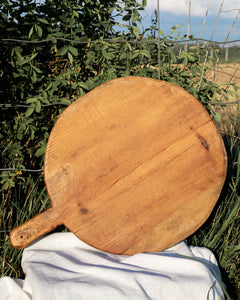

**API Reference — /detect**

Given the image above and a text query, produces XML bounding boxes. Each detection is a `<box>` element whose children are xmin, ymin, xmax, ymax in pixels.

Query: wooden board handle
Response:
<box><xmin>10</xmin><ymin>207</ymin><xmax>60</xmax><ymax>249</ymax></box>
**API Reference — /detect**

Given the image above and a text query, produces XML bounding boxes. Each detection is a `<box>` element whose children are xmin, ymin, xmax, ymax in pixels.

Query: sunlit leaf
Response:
<box><xmin>35</xmin><ymin>24</ymin><xmax>42</xmax><ymax>38</ymax></box>
<box><xmin>68</xmin><ymin>45</ymin><xmax>78</xmax><ymax>56</ymax></box>
<box><xmin>68</xmin><ymin>52</ymin><xmax>73</xmax><ymax>64</ymax></box>
<box><xmin>25</xmin><ymin>107</ymin><xmax>35</xmax><ymax>117</ymax></box>
<box><xmin>35</xmin><ymin>145</ymin><xmax>46</xmax><ymax>157</ymax></box>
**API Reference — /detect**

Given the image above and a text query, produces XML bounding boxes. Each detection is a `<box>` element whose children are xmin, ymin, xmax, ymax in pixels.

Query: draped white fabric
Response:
<box><xmin>0</xmin><ymin>233</ymin><xmax>224</xmax><ymax>300</ymax></box>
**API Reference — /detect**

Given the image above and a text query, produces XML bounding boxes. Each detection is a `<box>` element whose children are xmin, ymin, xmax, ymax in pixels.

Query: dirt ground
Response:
<box><xmin>211</xmin><ymin>63</ymin><xmax>240</xmax><ymax>86</ymax></box>
<box><xmin>206</xmin><ymin>63</ymin><xmax>240</xmax><ymax>136</ymax></box>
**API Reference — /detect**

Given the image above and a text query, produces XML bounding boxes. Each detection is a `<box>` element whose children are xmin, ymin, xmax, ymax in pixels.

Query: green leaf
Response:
<box><xmin>25</xmin><ymin>107</ymin><xmax>35</xmax><ymax>117</ymax></box>
<box><xmin>30</xmin><ymin>129</ymin><xmax>35</xmax><ymax>140</ymax></box>
<box><xmin>72</xmin><ymin>10</ymin><xmax>79</xmax><ymax>18</ymax></box>
<box><xmin>28</xmin><ymin>25</ymin><xmax>34</xmax><ymax>39</ymax></box>
<box><xmin>187</xmin><ymin>54</ymin><xmax>195</xmax><ymax>61</ymax></box>
<box><xmin>103</xmin><ymin>51</ymin><xmax>114</xmax><ymax>59</ymax></box>
<box><xmin>79</xmin><ymin>87</ymin><xmax>84</xmax><ymax>96</ymax></box>
<box><xmin>1</xmin><ymin>11</ymin><xmax>8</xmax><ymax>21</ymax></box>
<box><xmin>38</xmin><ymin>18</ymin><xmax>49</xmax><ymax>24</ymax></box>
<box><xmin>141</xmin><ymin>49</ymin><xmax>151</xmax><ymax>59</ymax></box>
<box><xmin>68</xmin><ymin>45</ymin><xmax>78</xmax><ymax>56</ymax></box>
<box><xmin>68</xmin><ymin>52</ymin><xmax>73</xmax><ymax>64</ymax></box>
<box><xmin>3</xmin><ymin>179</ymin><xmax>15</xmax><ymax>190</ymax></box>
<box><xmin>35</xmin><ymin>145</ymin><xmax>46</xmax><ymax>157</ymax></box>
<box><xmin>17</xmin><ymin>132</ymin><xmax>23</xmax><ymax>140</ymax></box>
<box><xmin>130</xmin><ymin>51</ymin><xmax>140</xmax><ymax>60</ymax></box>
<box><xmin>132</xmin><ymin>26</ymin><xmax>140</xmax><ymax>38</ymax></box>
<box><xmin>108</xmin><ymin>7</ymin><xmax>115</xmax><ymax>14</ymax></box>
<box><xmin>31</xmin><ymin>70</ymin><xmax>37</xmax><ymax>83</ymax></box>
<box><xmin>42</xmin><ymin>90</ymin><xmax>48</xmax><ymax>99</ymax></box>
<box><xmin>183</xmin><ymin>57</ymin><xmax>188</xmax><ymax>66</ymax></box>
<box><xmin>142</xmin><ymin>0</ymin><xmax>147</xmax><ymax>7</ymax></box>
<box><xmin>120</xmin><ymin>52</ymin><xmax>127</xmax><ymax>59</ymax></box>
<box><xmin>35</xmin><ymin>24</ymin><xmax>42</xmax><ymax>38</ymax></box>
<box><xmin>214</xmin><ymin>112</ymin><xmax>222</xmax><ymax>123</ymax></box>
<box><xmin>123</xmin><ymin>14</ymin><xmax>131</xmax><ymax>21</ymax></box>
<box><xmin>35</xmin><ymin>100</ymin><xmax>41</xmax><ymax>113</ymax></box>
<box><xmin>26</xmin><ymin>97</ymin><xmax>38</xmax><ymax>104</ymax></box>
<box><xmin>61</xmin><ymin>99</ymin><xmax>71</xmax><ymax>105</ymax></box>
<box><xmin>58</xmin><ymin>45</ymin><xmax>68</xmax><ymax>55</ymax></box>
<box><xmin>32</xmin><ymin>65</ymin><xmax>42</xmax><ymax>73</ymax></box>
<box><xmin>61</xmin><ymin>80</ymin><xmax>68</xmax><ymax>86</ymax></box>
<box><xmin>79</xmin><ymin>82</ymin><xmax>89</xmax><ymax>89</ymax></box>
<box><xmin>169</xmin><ymin>50</ymin><xmax>177</xmax><ymax>63</ymax></box>
<box><xmin>30</xmin><ymin>52</ymin><xmax>38</xmax><ymax>61</ymax></box>
<box><xmin>15</xmin><ymin>51</ymin><xmax>23</xmax><ymax>62</ymax></box>
<box><xmin>46</xmin><ymin>82</ymin><xmax>53</xmax><ymax>91</ymax></box>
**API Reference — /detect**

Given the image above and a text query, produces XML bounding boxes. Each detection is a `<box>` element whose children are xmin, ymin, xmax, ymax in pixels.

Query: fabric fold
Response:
<box><xmin>0</xmin><ymin>233</ymin><xmax>225</xmax><ymax>300</ymax></box>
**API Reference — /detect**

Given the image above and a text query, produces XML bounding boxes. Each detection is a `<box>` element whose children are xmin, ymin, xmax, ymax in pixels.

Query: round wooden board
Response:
<box><xmin>10</xmin><ymin>77</ymin><xmax>227</xmax><ymax>254</ymax></box>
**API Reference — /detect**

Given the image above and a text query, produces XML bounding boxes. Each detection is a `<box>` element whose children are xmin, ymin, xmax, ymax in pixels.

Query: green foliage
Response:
<box><xmin>1</xmin><ymin>1</ymin><xmax>236</xmax><ymax>180</ymax></box>
<box><xmin>220</xmin><ymin>47</ymin><xmax>240</xmax><ymax>63</ymax></box>
<box><xmin>1</xmin><ymin>1</ymin><xmax>240</xmax><ymax>298</ymax></box>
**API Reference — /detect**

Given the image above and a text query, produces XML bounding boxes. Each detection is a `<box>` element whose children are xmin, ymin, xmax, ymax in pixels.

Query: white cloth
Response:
<box><xmin>0</xmin><ymin>233</ymin><xmax>224</xmax><ymax>300</ymax></box>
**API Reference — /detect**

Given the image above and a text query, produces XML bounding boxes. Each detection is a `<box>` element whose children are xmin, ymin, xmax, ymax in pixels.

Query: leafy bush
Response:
<box><xmin>0</xmin><ymin>0</ymin><xmax>239</xmax><ymax>298</ymax></box>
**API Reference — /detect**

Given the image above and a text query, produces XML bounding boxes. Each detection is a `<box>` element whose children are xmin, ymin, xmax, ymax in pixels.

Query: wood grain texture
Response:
<box><xmin>10</xmin><ymin>77</ymin><xmax>227</xmax><ymax>254</ymax></box>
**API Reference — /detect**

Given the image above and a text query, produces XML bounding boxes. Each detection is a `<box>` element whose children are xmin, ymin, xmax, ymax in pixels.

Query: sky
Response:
<box><xmin>141</xmin><ymin>0</ymin><xmax>240</xmax><ymax>43</ymax></box>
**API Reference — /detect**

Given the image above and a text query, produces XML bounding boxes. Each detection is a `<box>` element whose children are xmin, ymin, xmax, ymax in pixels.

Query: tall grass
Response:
<box><xmin>1</xmin><ymin>0</ymin><xmax>239</xmax><ymax>298</ymax></box>
<box><xmin>189</xmin><ymin>132</ymin><xmax>240</xmax><ymax>299</ymax></box>
<box><xmin>0</xmin><ymin>175</ymin><xmax>50</xmax><ymax>278</ymax></box>
<box><xmin>1</xmin><ymin>123</ymin><xmax>240</xmax><ymax>299</ymax></box>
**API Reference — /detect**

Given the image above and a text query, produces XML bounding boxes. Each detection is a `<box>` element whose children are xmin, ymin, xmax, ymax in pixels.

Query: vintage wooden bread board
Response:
<box><xmin>10</xmin><ymin>77</ymin><xmax>227</xmax><ymax>255</ymax></box>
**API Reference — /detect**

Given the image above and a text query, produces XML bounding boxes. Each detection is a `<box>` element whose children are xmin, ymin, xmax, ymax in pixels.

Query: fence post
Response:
<box><xmin>211</xmin><ymin>48</ymin><xmax>214</xmax><ymax>58</ymax></box>
<box><xmin>225</xmin><ymin>47</ymin><xmax>229</xmax><ymax>62</ymax></box>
